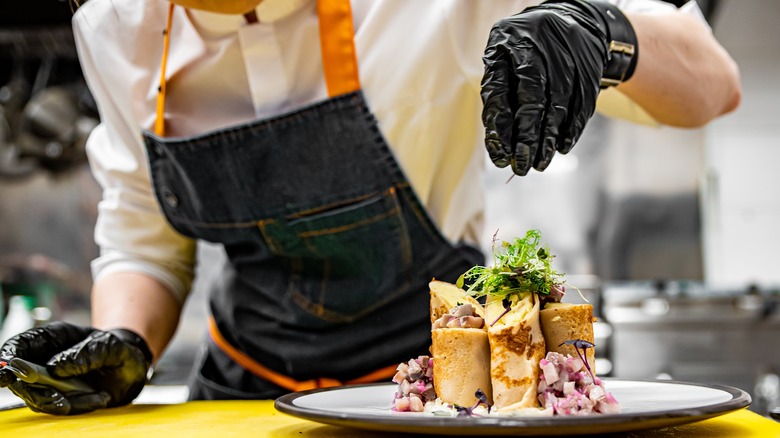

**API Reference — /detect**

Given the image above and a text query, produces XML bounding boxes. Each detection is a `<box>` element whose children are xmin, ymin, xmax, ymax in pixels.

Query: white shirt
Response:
<box><xmin>73</xmin><ymin>0</ymin><xmax>698</xmax><ymax>304</ymax></box>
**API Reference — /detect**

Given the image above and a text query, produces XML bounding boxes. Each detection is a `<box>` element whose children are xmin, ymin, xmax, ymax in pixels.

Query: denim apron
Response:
<box><xmin>142</xmin><ymin>0</ymin><xmax>483</xmax><ymax>399</ymax></box>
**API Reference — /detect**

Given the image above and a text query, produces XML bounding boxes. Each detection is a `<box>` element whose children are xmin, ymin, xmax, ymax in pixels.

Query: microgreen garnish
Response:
<box><xmin>457</xmin><ymin>230</ymin><xmax>565</xmax><ymax>300</ymax></box>
<box><xmin>560</xmin><ymin>339</ymin><xmax>596</xmax><ymax>381</ymax></box>
<box><xmin>474</xmin><ymin>388</ymin><xmax>490</xmax><ymax>413</ymax></box>
<box><xmin>454</xmin><ymin>406</ymin><xmax>472</xmax><ymax>417</ymax></box>
<box><xmin>455</xmin><ymin>388</ymin><xmax>491</xmax><ymax>416</ymax></box>
<box><xmin>490</xmin><ymin>298</ymin><xmax>512</xmax><ymax>327</ymax></box>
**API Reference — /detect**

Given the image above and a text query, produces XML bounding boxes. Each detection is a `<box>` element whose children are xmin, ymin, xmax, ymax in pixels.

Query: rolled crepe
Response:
<box><xmin>431</xmin><ymin>328</ymin><xmax>492</xmax><ymax>407</ymax></box>
<box><xmin>486</xmin><ymin>292</ymin><xmax>546</xmax><ymax>412</ymax></box>
<box><xmin>540</xmin><ymin>303</ymin><xmax>596</xmax><ymax>373</ymax></box>
<box><xmin>429</xmin><ymin>280</ymin><xmax>484</xmax><ymax>324</ymax></box>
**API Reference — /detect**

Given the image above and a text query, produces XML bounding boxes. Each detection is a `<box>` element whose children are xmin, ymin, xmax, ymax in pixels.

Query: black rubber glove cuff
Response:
<box><xmin>108</xmin><ymin>329</ymin><xmax>153</xmax><ymax>366</ymax></box>
<box><xmin>545</xmin><ymin>0</ymin><xmax>638</xmax><ymax>88</ymax></box>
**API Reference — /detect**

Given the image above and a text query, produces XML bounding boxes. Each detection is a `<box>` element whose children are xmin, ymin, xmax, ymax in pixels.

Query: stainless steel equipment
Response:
<box><xmin>0</xmin><ymin>4</ymin><xmax>100</xmax><ymax>326</ymax></box>
<box><xmin>603</xmin><ymin>280</ymin><xmax>780</xmax><ymax>415</ymax></box>
<box><xmin>0</xmin><ymin>2</ymin><xmax>98</xmax><ymax>179</ymax></box>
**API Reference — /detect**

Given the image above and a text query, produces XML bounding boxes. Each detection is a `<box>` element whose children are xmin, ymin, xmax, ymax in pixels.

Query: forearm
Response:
<box><xmin>617</xmin><ymin>11</ymin><xmax>741</xmax><ymax>127</ymax></box>
<box><xmin>91</xmin><ymin>272</ymin><xmax>182</xmax><ymax>363</ymax></box>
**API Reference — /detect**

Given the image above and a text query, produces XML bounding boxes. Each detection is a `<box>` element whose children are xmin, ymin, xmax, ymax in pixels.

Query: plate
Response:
<box><xmin>274</xmin><ymin>379</ymin><xmax>751</xmax><ymax>436</ymax></box>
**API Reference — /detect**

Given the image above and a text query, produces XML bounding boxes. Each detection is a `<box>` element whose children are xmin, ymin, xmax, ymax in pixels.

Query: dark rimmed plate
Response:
<box><xmin>274</xmin><ymin>379</ymin><xmax>750</xmax><ymax>436</ymax></box>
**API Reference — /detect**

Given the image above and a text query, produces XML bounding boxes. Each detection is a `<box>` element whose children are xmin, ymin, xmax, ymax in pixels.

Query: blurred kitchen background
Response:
<box><xmin>0</xmin><ymin>0</ymin><xmax>777</xmax><ymax>415</ymax></box>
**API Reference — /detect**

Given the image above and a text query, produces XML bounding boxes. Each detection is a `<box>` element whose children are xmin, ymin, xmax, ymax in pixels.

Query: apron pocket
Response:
<box><xmin>259</xmin><ymin>188</ymin><xmax>413</xmax><ymax>325</ymax></box>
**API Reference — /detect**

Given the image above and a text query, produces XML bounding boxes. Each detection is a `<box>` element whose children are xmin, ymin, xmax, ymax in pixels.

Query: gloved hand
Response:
<box><xmin>0</xmin><ymin>321</ymin><xmax>152</xmax><ymax>415</ymax></box>
<box><xmin>481</xmin><ymin>0</ymin><xmax>638</xmax><ymax>176</ymax></box>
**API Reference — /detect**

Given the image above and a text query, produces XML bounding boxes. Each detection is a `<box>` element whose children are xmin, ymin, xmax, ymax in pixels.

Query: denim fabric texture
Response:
<box><xmin>143</xmin><ymin>91</ymin><xmax>482</xmax><ymax>399</ymax></box>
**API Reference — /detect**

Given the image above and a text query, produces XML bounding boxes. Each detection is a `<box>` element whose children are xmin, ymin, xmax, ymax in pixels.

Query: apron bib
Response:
<box><xmin>142</xmin><ymin>0</ymin><xmax>482</xmax><ymax>399</ymax></box>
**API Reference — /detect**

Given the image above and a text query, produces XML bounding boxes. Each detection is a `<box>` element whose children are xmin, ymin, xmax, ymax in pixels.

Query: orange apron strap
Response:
<box><xmin>345</xmin><ymin>364</ymin><xmax>400</xmax><ymax>385</ymax></box>
<box><xmin>154</xmin><ymin>2</ymin><xmax>175</xmax><ymax>137</ymax></box>
<box><xmin>153</xmin><ymin>0</ymin><xmax>359</xmax><ymax>137</ymax></box>
<box><xmin>208</xmin><ymin>317</ymin><xmax>318</xmax><ymax>391</ymax></box>
<box><xmin>208</xmin><ymin>317</ymin><xmax>397</xmax><ymax>392</ymax></box>
<box><xmin>317</xmin><ymin>0</ymin><xmax>361</xmax><ymax>97</ymax></box>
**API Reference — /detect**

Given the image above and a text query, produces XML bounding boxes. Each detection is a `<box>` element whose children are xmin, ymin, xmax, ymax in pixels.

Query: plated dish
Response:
<box><xmin>277</xmin><ymin>231</ymin><xmax>750</xmax><ymax>434</ymax></box>
<box><xmin>274</xmin><ymin>380</ymin><xmax>750</xmax><ymax>436</ymax></box>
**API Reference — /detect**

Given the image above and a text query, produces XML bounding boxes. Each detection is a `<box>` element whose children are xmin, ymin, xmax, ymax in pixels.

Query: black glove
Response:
<box><xmin>481</xmin><ymin>0</ymin><xmax>638</xmax><ymax>176</ymax></box>
<box><xmin>0</xmin><ymin>321</ymin><xmax>152</xmax><ymax>415</ymax></box>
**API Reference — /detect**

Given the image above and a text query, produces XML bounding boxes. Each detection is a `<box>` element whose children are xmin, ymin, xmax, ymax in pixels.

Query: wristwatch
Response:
<box><xmin>555</xmin><ymin>0</ymin><xmax>639</xmax><ymax>88</ymax></box>
<box><xmin>584</xmin><ymin>0</ymin><xmax>639</xmax><ymax>88</ymax></box>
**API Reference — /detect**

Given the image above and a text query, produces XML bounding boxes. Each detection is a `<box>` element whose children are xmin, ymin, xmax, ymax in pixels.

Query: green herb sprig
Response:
<box><xmin>456</xmin><ymin>229</ymin><xmax>564</xmax><ymax>300</ymax></box>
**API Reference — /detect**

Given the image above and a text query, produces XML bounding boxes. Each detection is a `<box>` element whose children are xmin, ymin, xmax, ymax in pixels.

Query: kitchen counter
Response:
<box><xmin>1</xmin><ymin>399</ymin><xmax>778</xmax><ymax>437</ymax></box>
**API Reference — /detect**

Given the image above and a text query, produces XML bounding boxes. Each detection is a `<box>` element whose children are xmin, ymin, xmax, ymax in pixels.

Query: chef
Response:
<box><xmin>0</xmin><ymin>0</ymin><xmax>739</xmax><ymax>414</ymax></box>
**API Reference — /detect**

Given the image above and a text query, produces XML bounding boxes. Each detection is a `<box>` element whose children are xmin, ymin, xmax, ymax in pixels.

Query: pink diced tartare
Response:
<box><xmin>392</xmin><ymin>356</ymin><xmax>436</xmax><ymax>412</ymax></box>
<box><xmin>537</xmin><ymin>352</ymin><xmax>620</xmax><ymax>415</ymax></box>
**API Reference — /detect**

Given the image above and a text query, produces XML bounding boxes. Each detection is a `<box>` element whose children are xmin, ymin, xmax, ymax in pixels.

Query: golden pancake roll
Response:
<box><xmin>431</xmin><ymin>328</ymin><xmax>492</xmax><ymax>407</ymax></box>
<box><xmin>429</xmin><ymin>280</ymin><xmax>484</xmax><ymax>324</ymax></box>
<box><xmin>429</xmin><ymin>281</ymin><xmax>492</xmax><ymax>407</ymax></box>
<box><xmin>486</xmin><ymin>292</ymin><xmax>546</xmax><ymax>412</ymax></box>
<box><xmin>540</xmin><ymin>303</ymin><xmax>597</xmax><ymax>373</ymax></box>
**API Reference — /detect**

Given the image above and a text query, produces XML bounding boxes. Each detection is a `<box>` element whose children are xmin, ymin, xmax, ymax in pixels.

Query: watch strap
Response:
<box><xmin>580</xmin><ymin>0</ymin><xmax>639</xmax><ymax>88</ymax></box>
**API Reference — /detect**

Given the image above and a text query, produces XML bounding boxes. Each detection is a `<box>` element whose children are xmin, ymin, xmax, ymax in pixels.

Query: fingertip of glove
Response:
<box><xmin>510</xmin><ymin>158</ymin><xmax>531</xmax><ymax>177</ymax></box>
<box><xmin>69</xmin><ymin>391</ymin><xmax>111</xmax><ymax>415</ymax></box>
<box><xmin>90</xmin><ymin>391</ymin><xmax>111</xmax><ymax>408</ymax></box>
<box><xmin>485</xmin><ymin>139</ymin><xmax>511</xmax><ymax>169</ymax></box>
<box><xmin>0</xmin><ymin>371</ymin><xmax>15</xmax><ymax>387</ymax></box>
<box><xmin>534</xmin><ymin>159</ymin><xmax>552</xmax><ymax>172</ymax></box>
<box><xmin>510</xmin><ymin>144</ymin><xmax>533</xmax><ymax>177</ymax></box>
<box><xmin>559</xmin><ymin>137</ymin><xmax>573</xmax><ymax>154</ymax></box>
<box><xmin>533</xmin><ymin>137</ymin><xmax>557</xmax><ymax>169</ymax></box>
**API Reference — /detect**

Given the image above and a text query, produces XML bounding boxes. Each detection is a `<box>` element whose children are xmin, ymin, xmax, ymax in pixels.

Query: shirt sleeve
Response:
<box><xmin>596</xmin><ymin>0</ymin><xmax>711</xmax><ymax>125</ymax></box>
<box><xmin>73</xmin><ymin>5</ymin><xmax>197</xmax><ymax>305</ymax></box>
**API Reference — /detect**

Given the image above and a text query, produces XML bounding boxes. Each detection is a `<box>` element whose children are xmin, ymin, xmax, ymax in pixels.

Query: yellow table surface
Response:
<box><xmin>1</xmin><ymin>401</ymin><xmax>778</xmax><ymax>437</ymax></box>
